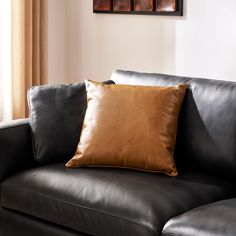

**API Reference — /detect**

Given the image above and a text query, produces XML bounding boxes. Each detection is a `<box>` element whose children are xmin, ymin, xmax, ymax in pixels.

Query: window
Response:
<box><xmin>0</xmin><ymin>0</ymin><xmax>12</xmax><ymax>121</ymax></box>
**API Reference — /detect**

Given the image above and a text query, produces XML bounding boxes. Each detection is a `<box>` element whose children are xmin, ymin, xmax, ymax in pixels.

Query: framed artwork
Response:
<box><xmin>93</xmin><ymin>0</ymin><xmax>183</xmax><ymax>16</ymax></box>
<box><xmin>134</xmin><ymin>0</ymin><xmax>153</xmax><ymax>11</ymax></box>
<box><xmin>156</xmin><ymin>0</ymin><xmax>176</xmax><ymax>12</ymax></box>
<box><xmin>113</xmin><ymin>0</ymin><xmax>131</xmax><ymax>11</ymax></box>
<box><xmin>94</xmin><ymin>0</ymin><xmax>111</xmax><ymax>11</ymax></box>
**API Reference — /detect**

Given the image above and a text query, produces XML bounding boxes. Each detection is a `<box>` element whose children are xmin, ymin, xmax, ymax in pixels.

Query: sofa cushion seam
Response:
<box><xmin>162</xmin><ymin>232</ymin><xmax>181</xmax><ymax>236</ymax></box>
<box><xmin>0</xmin><ymin>123</ymin><xmax>29</xmax><ymax>131</ymax></box>
<box><xmin>2</xmin><ymin>184</ymin><xmax>155</xmax><ymax>234</ymax></box>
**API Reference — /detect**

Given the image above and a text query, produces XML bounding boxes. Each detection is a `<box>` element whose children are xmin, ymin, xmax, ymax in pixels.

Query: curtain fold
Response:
<box><xmin>12</xmin><ymin>0</ymin><xmax>48</xmax><ymax>119</ymax></box>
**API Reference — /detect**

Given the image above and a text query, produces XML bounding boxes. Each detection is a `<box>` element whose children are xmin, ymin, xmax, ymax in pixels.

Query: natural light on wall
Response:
<box><xmin>0</xmin><ymin>0</ymin><xmax>12</xmax><ymax>121</ymax></box>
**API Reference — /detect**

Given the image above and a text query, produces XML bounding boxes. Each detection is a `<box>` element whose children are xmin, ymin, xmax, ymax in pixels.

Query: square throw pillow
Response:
<box><xmin>66</xmin><ymin>80</ymin><xmax>187</xmax><ymax>176</ymax></box>
<box><xmin>28</xmin><ymin>80</ymin><xmax>114</xmax><ymax>163</ymax></box>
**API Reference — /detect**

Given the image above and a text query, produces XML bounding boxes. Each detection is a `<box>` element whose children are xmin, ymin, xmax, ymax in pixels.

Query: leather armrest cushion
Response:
<box><xmin>0</xmin><ymin>119</ymin><xmax>35</xmax><ymax>182</ymax></box>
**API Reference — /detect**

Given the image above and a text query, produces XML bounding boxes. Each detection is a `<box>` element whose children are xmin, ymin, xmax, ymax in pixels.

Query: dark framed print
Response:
<box><xmin>134</xmin><ymin>0</ymin><xmax>153</xmax><ymax>11</ymax></box>
<box><xmin>93</xmin><ymin>0</ymin><xmax>183</xmax><ymax>16</ymax></box>
<box><xmin>156</xmin><ymin>0</ymin><xmax>176</xmax><ymax>12</ymax></box>
<box><xmin>113</xmin><ymin>0</ymin><xmax>131</xmax><ymax>11</ymax></box>
<box><xmin>94</xmin><ymin>0</ymin><xmax>111</xmax><ymax>11</ymax></box>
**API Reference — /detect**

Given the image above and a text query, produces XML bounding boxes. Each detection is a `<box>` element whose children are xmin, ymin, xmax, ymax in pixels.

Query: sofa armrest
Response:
<box><xmin>0</xmin><ymin>119</ymin><xmax>35</xmax><ymax>182</ymax></box>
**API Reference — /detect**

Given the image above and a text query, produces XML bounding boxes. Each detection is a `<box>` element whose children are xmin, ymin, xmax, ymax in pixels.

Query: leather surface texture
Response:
<box><xmin>28</xmin><ymin>80</ymin><xmax>114</xmax><ymax>164</ymax></box>
<box><xmin>111</xmin><ymin>70</ymin><xmax>236</xmax><ymax>179</ymax></box>
<box><xmin>0</xmin><ymin>207</ymin><xmax>89</xmax><ymax>236</ymax></box>
<box><xmin>0</xmin><ymin>119</ymin><xmax>35</xmax><ymax>183</ymax></box>
<box><xmin>66</xmin><ymin>80</ymin><xmax>187</xmax><ymax>176</ymax></box>
<box><xmin>1</xmin><ymin>164</ymin><xmax>234</xmax><ymax>236</ymax></box>
<box><xmin>163</xmin><ymin>198</ymin><xmax>236</xmax><ymax>236</ymax></box>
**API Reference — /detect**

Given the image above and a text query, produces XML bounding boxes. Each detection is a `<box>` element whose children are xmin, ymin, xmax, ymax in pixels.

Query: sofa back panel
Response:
<box><xmin>111</xmin><ymin>70</ymin><xmax>236</xmax><ymax>178</ymax></box>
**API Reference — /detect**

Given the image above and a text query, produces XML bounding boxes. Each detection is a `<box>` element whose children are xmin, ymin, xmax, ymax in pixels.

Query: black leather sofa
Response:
<box><xmin>1</xmin><ymin>70</ymin><xmax>236</xmax><ymax>236</ymax></box>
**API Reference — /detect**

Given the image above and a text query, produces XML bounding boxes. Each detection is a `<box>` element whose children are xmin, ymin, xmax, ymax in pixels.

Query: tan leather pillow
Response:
<box><xmin>66</xmin><ymin>80</ymin><xmax>187</xmax><ymax>176</ymax></box>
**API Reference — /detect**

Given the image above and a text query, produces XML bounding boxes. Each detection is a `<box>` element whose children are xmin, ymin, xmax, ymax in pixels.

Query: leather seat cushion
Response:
<box><xmin>0</xmin><ymin>207</ymin><xmax>89</xmax><ymax>236</ymax></box>
<box><xmin>163</xmin><ymin>198</ymin><xmax>236</xmax><ymax>236</ymax></box>
<box><xmin>1</xmin><ymin>164</ymin><xmax>234</xmax><ymax>236</ymax></box>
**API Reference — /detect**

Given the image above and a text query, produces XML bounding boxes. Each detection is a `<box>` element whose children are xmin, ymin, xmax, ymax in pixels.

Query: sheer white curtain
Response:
<box><xmin>0</xmin><ymin>0</ymin><xmax>48</xmax><ymax>121</ymax></box>
<box><xmin>0</xmin><ymin>0</ymin><xmax>12</xmax><ymax>121</ymax></box>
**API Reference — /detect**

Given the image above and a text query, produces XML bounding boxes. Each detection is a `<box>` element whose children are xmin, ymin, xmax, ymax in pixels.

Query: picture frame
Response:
<box><xmin>113</xmin><ymin>0</ymin><xmax>131</xmax><ymax>11</ymax></box>
<box><xmin>94</xmin><ymin>0</ymin><xmax>111</xmax><ymax>11</ymax></box>
<box><xmin>93</xmin><ymin>0</ymin><xmax>183</xmax><ymax>16</ymax></box>
<box><xmin>134</xmin><ymin>0</ymin><xmax>153</xmax><ymax>12</ymax></box>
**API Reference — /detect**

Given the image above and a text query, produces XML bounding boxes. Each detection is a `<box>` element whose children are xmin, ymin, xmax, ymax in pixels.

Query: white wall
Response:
<box><xmin>175</xmin><ymin>0</ymin><xmax>236</xmax><ymax>81</ymax></box>
<box><xmin>48</xmin><ymin>0</ymin><xmax>236</xmax><ymax>84</ymax></box>
<box><xmin>48</xmin><ymin>0</ymin><xmax>67</xmax><ymax>84</ymax></box>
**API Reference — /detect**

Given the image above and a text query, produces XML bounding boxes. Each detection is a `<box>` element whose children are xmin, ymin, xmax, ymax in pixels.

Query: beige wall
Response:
<box><xmin>48</xmin><ymin>0</ymin><xmax>236</xmax><ymax>84</ymax></box>
<box><xmin>48</xmin><ymin>0</ymin><xmax>67</xmax><ymax>84</ymax></box>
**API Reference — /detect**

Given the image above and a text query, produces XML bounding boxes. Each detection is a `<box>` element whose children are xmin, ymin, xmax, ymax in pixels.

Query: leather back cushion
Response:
<box><xmin>28</xmin><ymin>81</ymin><xmax>114</xmax><ymax>163</ymax></box>
<box><xmin>111</xmin><ymin>70</ymin><xmax>236</xmax><ymax>178</ymax></box>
